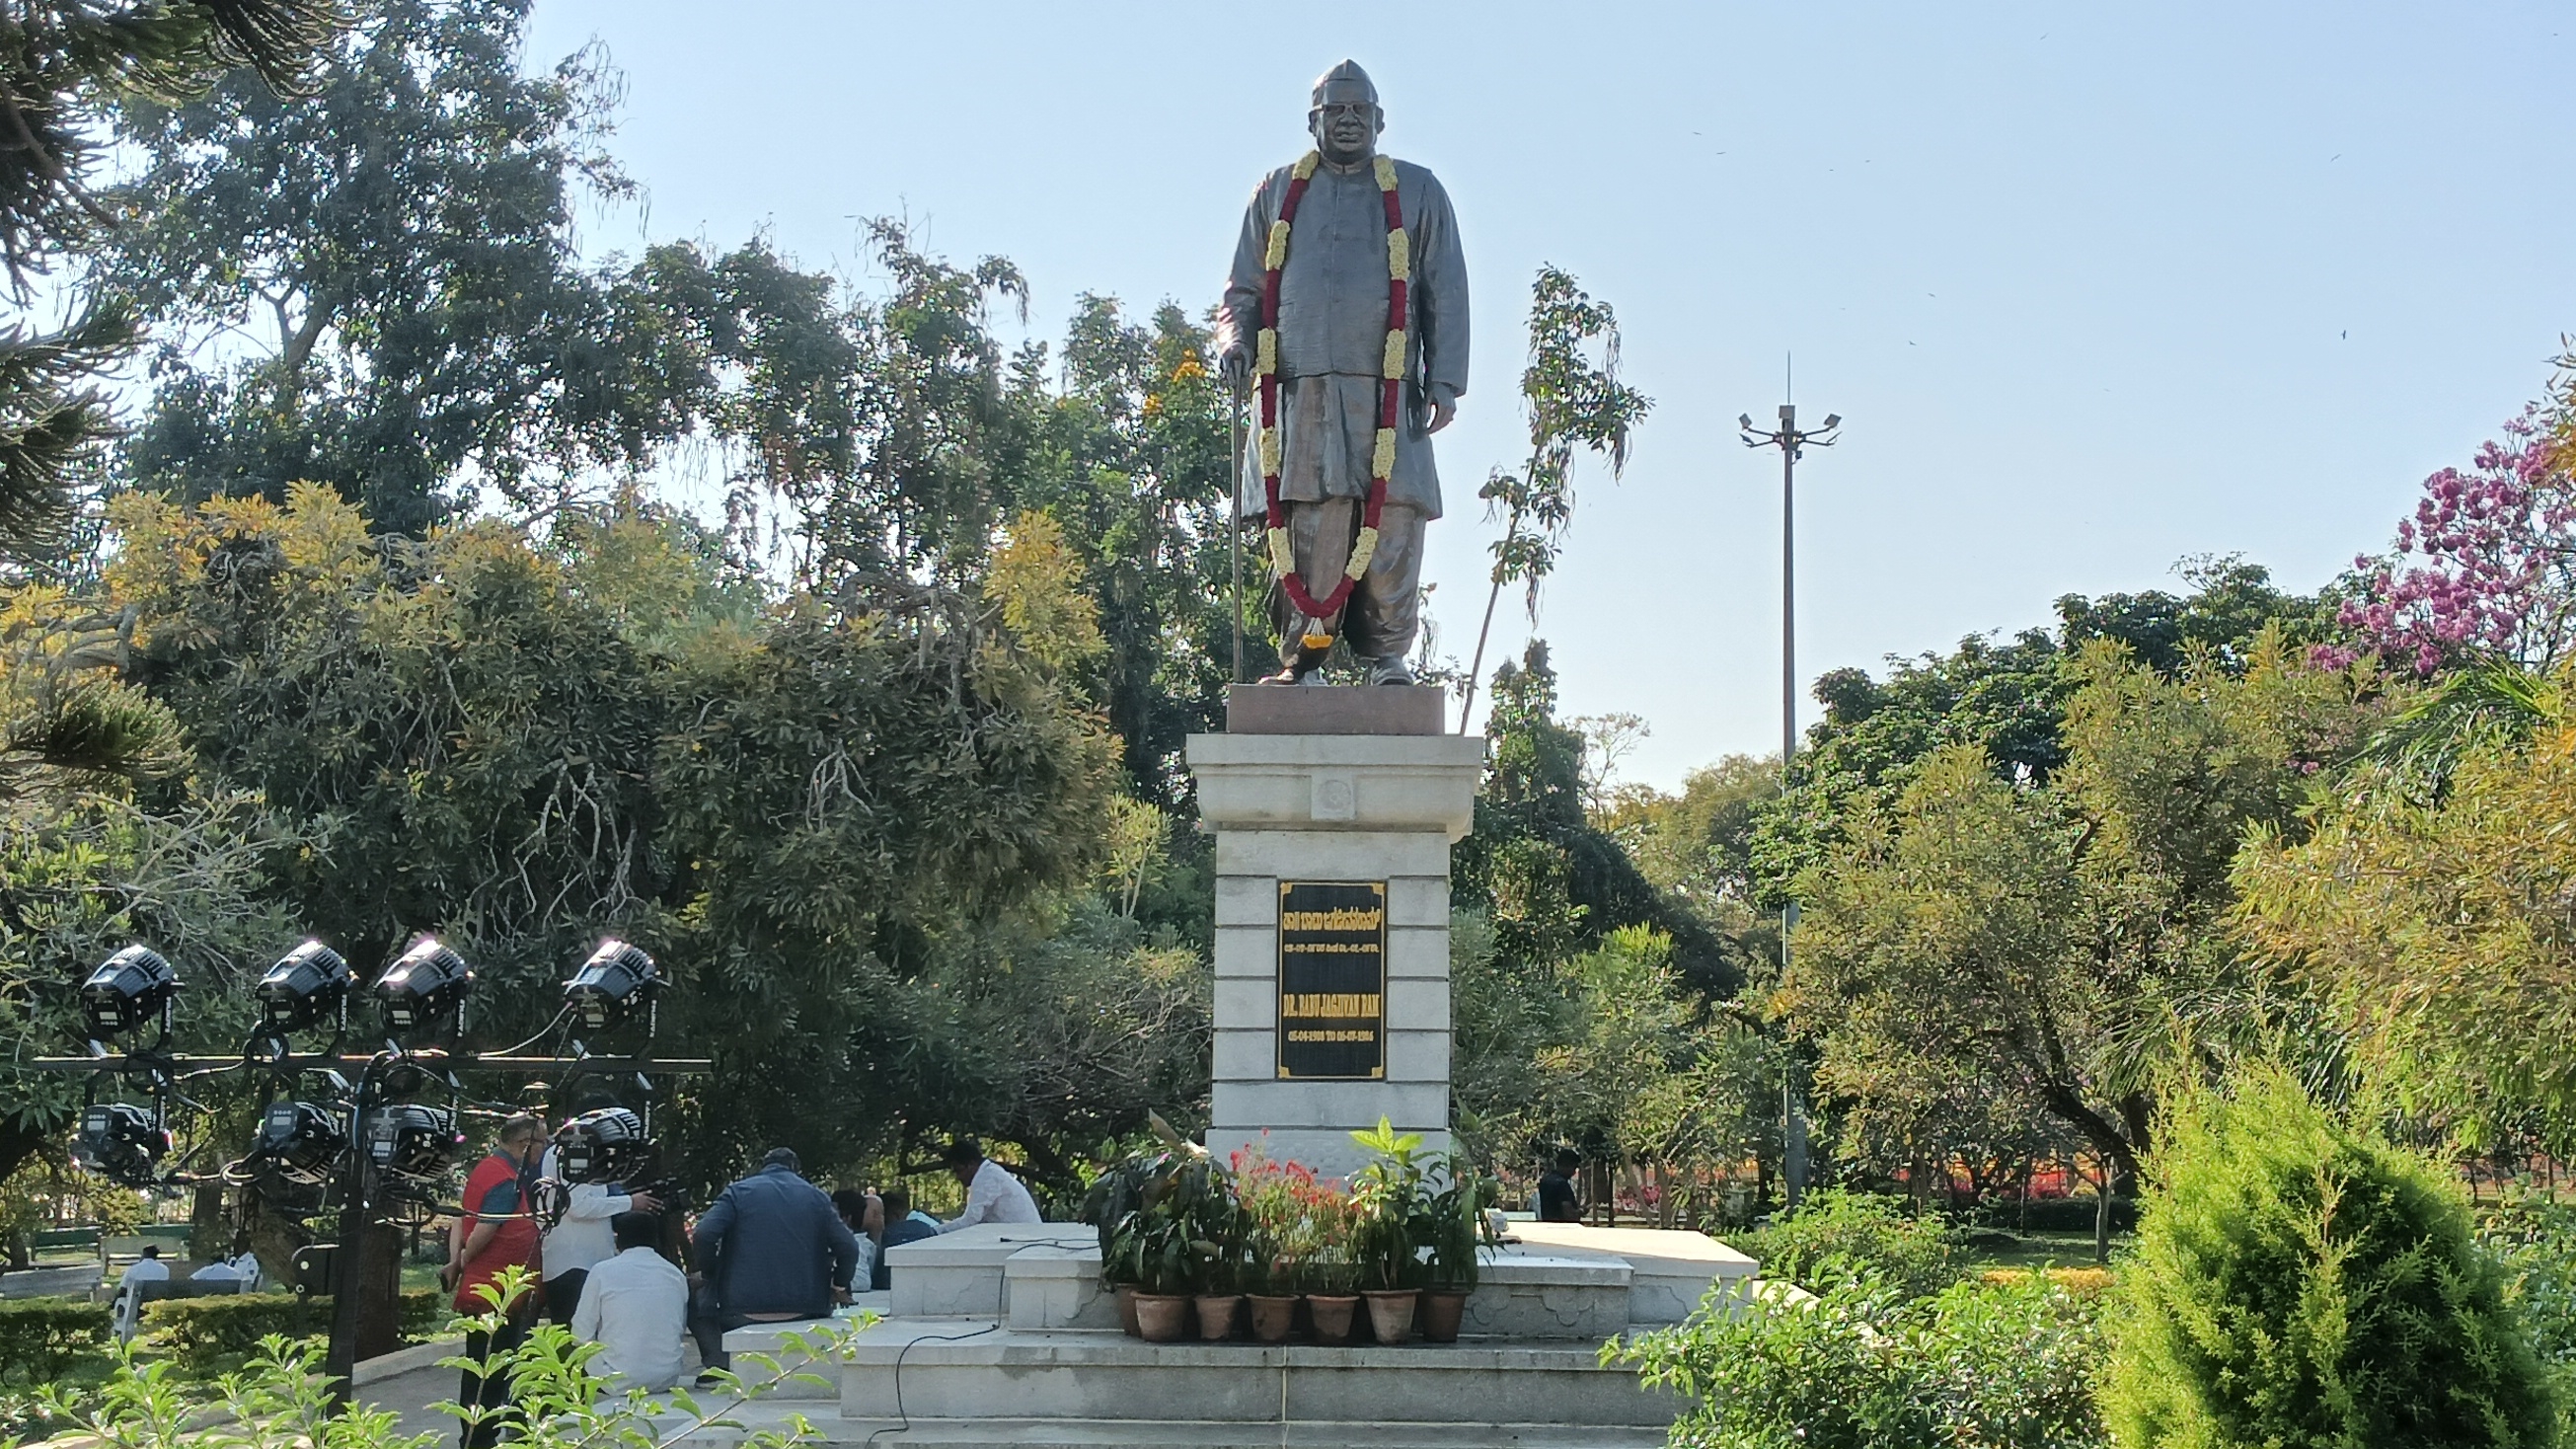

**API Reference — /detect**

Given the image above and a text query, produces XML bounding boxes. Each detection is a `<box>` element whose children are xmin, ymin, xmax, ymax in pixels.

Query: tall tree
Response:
<box><xmin>0</xmin><ymin>0</ymin><xmax>341</xmax><ymax>564</ymax></box>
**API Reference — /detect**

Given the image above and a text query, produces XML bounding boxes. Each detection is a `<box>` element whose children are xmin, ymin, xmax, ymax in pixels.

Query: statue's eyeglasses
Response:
<box><xmin>1315</xmin><ymin>103</ymin><xmax>1376</xmax><ymax>120</ymax></box>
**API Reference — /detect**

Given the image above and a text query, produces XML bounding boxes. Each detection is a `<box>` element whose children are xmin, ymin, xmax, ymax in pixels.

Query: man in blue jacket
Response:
<box><xmin>688</xmin><ymin>1147</ymin><xmax>860</xmax><ymax>1380</ymax></box>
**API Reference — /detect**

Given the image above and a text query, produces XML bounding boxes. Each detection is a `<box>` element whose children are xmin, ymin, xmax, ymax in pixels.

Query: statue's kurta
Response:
<box><xmin>1218</xmin><ymin>153</ymin><xmax>1468</xmax><ymax>666</ymax></box>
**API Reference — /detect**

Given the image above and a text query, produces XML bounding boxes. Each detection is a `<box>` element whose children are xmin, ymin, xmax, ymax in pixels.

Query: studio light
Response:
<box><xmin>363</xmin><ymin>1103</ymin><xmax>461</xmax><ymax>1184</ymax></box>
<box><xmin>553</xmin><ymin>1106</ymin><xmax>651</xmax><ymax>1184</ymax></box>
<box><xmin>79</xmin><ymin>946</ymin><xmax>177</xmax><ymax>1043</ymax></box>
<box><xmin>251</xmin><ymin>1100</ymin><xmax>347</xmax><ymax>1186</ymax></box>
<box><xmin>71</xmin><ymin>1103</ymin><xmax>169</xmax><ymax>1187</ymax></box>
<box><xmin>563</xmin><ymin>940</ymin><xmax>657</xmax><ymax>1033</ymax></box>
<box><xmin>256</xmin><ymin>942</ymin><xmax>351</xmax><ymax>1033</ymax></box>
<box><xmin>373</xmin><ymin>940</ymin><xmax>472</xmax><ymax>1038</ymax></box>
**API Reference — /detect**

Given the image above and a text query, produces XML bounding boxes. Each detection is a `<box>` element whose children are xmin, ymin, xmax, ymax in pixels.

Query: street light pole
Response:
<box><xmin>1740</xmin><ymin>400</ymin><xmax>1839</xmax><ymax>1212</ymax></box>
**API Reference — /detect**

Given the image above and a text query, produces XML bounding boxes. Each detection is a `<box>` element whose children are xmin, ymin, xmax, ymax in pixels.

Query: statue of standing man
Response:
<box><xmin>1218</xmin><ymin>60</ymin><xmax>1468</xmax><ymax>686</ymax></box>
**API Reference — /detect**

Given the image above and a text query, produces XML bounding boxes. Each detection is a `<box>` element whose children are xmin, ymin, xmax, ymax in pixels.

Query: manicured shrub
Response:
<box><xmin>145</xmin><ymin>1288</ymin><xmax>446</xmax><ymax>1373</ymax></box>
<box><xmin>2485</xmin><ymin>1195</ymin><xmax>2576</xmax><ymax>1441</ymax></box>
<box><xmin>1611</xmin><ymin>1267</ymin><xmax>2106</xmax><ymax>1449</ymax></box>
<box><xmin>1733</xmin><ymin>1188</ymin><xmax>1960</xmax><ymax>1300</ymax></box>
<box><xmin>1968</xmin><ymin>1196</ymin><xmax>2139</xmax><ymax>1235</ymax></box>
<box><xmin>2100</xmin><ymin>1066</ymin><xmax>2560</xmax><ymax>1447</ymax></box>
<box><xmin>0</xmin><ymin>1297</ymin><xmax>111</xmax><ymax>1381</ymax></box>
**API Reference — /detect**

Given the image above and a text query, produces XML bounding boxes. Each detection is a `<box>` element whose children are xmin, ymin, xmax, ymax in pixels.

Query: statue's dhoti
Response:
<box><xmin>1255</xmin><ymin>372</ymin><xmax>1438</xmax><ymax>667</ymax></box>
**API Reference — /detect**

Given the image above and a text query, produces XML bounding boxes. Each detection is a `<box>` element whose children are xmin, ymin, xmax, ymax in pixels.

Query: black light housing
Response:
<box><xmin>71</xmin><ymin>1103</ymin><xmax>169</xmax><ymax>1187</ymax></box>
<box><xmin>251</xmin><ymin>1100</ymin><xmax>346</xmax><ymax>1186</ymax></box>
<box><xmin>373</xmin><ymin>940</ymin><xmax>472</xmax><ymax>1038</ymax></box>
<box><xmin>554</xmin><ymin>1106</ymin><xmax>651</xmax><ymax>1184</ymax></box>
<box><xmin>564</xmin><ymin>940</ymin><xmax>657</xmax><ymax>1033</ymax></box>
<box><xmin>80</xmin><ymin>946</ymin><xmax>177</xmax><ymax>1042</ymax></box>
<box><xmin>256</xmin><ymin>942</ymin><xmax>351</xmax><ymax>1033</ymax></box>
<box><xmin>363</xmin><ymin>1103</ymin><xmax>461</xmax><ymax>1184</ymax></box>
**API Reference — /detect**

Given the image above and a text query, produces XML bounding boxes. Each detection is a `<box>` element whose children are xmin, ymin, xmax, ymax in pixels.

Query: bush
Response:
<box><xmin>0</xmin><ymin>1297</ymin><xmax>110</xmax><ymax>1382</ymax></box>
<box><xmin>1733</xmin><ymin>1188</ymin><xmax>1960</xmax><ymax>1300</ymax></box>
<box><xmin>2101</xmin><ymin>1066</ymin><xmax>2560</xmax><ymax>1447</ymax></box>
<box><xmin>2485</xmin><ymin>1195</ymin><xmax>2576</xmax><ymax>1441</ymax></box>
<box><xmin>1611</xmin><ymin>1268</ymin><xmax>2107</xmax><ymax>1449</ymax></box>
<box><xmin>145</xmin><ymin>1288</ymin><xmax>446</xmax><ymax>1373</ymax></box>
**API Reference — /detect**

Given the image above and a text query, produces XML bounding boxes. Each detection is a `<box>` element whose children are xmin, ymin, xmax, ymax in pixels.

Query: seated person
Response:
<box><xmin>935</xmin><ymin>1138</ymin><xmax>1040</xmax><ymax>1232</ymax></box>
<box><xmin>113</xmin><ymin>1245</ymin><xmax>171</xmax><ymax>1340</ymax></box>
<box><xmin>871</xmin><ymin>1184</ymin><xmax>940</xmax><ymax>1291</ymax></box>
<box><xmin>571</xmin><ymin>1212</ymin><xmax>689</xmax><ymax>1392</ymax></box>
<box><xmin>1536</xmin><ymin>1148</ymin><xmax>1584</xmax><ymax>1223</ymax></box>
<box><xmin>189</xmin><ymin>1236</ymin><xmax>263</xmax><ymax>1287</ymax></box>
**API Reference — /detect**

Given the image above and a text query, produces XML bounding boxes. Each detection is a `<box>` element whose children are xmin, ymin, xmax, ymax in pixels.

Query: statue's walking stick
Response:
<box><xmin>1229</xmin><ymin>379</ymin><xmax>1246</xmax><ymax>683</ymax></box>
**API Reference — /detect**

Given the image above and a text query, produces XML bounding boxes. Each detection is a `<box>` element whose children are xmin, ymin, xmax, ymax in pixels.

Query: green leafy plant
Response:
<box><xmin>1417</xmin><ymin>1161</ymin><xmax>1501</xmax><ymax>1292</ymax></box>
<box><xmin>2484</xmin><ymin>1194</ymin><xmax>2576</xmax><ymax>1441</ymax></box>
<box><xmin>2100</xmin><ymin>1065</ymin><xmax>2561</xmax><ymax>1447</ymax></box>
<box><xmin>143</xmin><ymin>1287</ymin><xmax>444</xmax><ymax>1374</ymax></box>
<box><xmin>1350</xmin><ymin>1116</ymin><xmax>1433</xmax><ymax>1293</ymax></box>
<box><xmin>1733</xmin><ymin>1188</ymin><xmax>1960</xmax><ymax>1301</ymax></box>
<box><xmin>1610</xmin><ymin>1267</ymin><xmax>2107</xmax><ymax>1449</ymax></box>
<box><xmin>0</xmin><ymin>1296</ymin><xmax>109</xmax><ymax>1382</ymax></box>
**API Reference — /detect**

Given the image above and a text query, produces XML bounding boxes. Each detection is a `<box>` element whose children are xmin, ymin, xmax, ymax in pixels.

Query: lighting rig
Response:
<box><xmin>29</xmin><ymin>934</ymin><xmax>707</xmax><ymax>1399</ymax></box>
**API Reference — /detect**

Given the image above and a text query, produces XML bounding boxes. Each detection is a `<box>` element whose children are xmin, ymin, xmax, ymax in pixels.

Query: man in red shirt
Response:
<box><xmin>442</xmin><ymin>1113</ymin><xmax>545</xmax><ymax>1449</ymax></box>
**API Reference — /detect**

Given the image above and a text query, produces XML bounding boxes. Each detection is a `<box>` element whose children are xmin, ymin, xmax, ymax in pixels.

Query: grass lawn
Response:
<box><xmin>1957</xmin><ymin>1227</ymin><xmax>2130</xmax><ymax>1271</ymax></box>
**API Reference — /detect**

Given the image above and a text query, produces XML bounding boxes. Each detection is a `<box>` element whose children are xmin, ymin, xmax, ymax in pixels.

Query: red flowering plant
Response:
<box><xmin>1233</xmin><ymin>1137</ymin><xmax>1351</xmax><ymax>1296</ymax></box>
<box><xmin>2329</xmin><ymin>403</ymin><xmax>2576</xmax><ymax>675</ymax></box>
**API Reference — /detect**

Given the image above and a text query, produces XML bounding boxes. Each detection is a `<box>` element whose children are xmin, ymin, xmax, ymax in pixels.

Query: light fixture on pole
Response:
<box><xmin>1740</xmin><ymin>398</ymin><xmax>1840</xmax><ymax>1212</ymax></box>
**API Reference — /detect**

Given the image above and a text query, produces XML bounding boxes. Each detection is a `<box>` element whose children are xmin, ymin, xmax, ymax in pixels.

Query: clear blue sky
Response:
<box><xmin>526</xmin><ymin>1</ymin><xmax>2575</xmax><ymax>790</ymax></box>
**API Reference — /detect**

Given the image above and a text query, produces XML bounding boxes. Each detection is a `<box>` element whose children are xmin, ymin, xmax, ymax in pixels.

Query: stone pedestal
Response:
<box><xmin>1185</xmin><ymin>686</ymin><xmax>1481</xmax><ymax>1181</ymax></box>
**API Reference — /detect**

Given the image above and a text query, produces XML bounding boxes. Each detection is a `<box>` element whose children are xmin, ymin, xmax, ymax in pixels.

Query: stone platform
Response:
<box><xmin>699</xmin><ymin>1221</ymin><xmax>1756</xmax><ymax>1446</ymax></box>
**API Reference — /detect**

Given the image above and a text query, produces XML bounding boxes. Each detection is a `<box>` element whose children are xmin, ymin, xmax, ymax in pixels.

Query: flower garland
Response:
<box><xmin>1254</xmin><ymin>150</ymin><xmax>1407</xmax><ymax>648</ymax></box>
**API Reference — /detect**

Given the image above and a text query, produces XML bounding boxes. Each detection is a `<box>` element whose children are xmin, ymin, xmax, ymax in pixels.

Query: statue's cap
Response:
<box><xmin>1310</xmin><ymin>59</ymin><xmax>1379</xmax><ymax>110</ymax></box>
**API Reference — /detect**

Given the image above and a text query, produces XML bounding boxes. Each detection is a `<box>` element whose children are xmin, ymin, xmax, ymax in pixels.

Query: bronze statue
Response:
<box><xmin>1218</xmin><ymin>60</ymin><xmax>1468</xmax><ymax>686</ymax></box>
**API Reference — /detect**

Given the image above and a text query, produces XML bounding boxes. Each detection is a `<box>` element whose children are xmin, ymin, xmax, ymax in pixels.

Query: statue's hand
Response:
<box><xmin>1427</xmin><ymin>394</ymin><xmax>1457</xmax><ymax>433</ymax></box>
<box><xmin>1218</xmin><ymin>347</ymin><xmax>1250</xmax><ymax>394</ymax></box>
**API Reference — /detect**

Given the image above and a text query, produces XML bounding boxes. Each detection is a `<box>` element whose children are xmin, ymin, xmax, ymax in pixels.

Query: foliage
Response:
<box><xmin>2330</xmin><ymin>397</ymin><xmax>2576</xmax><ymax>674</ymax></box>
<box><xmin>1788</xmin><ymin>635</ymin><xmax>2374</xmax><ymax>1237</ymax></box>
<box><xmin>1460</xmin><ymin>266</ymin><xmax>1652</xmax><ymax>730</ymax></box>
<box><xmin>1612</xmin><ymin>1268</ymin><xmax>2107</xmax><ymax>1449</ymax></box>
<box><xmin>1232</xmin><ymin>1145</ymin><xmax>1346</xmax><ymax>1296</ymax></box>
<box><xmin>1416</xmin><ymin>1159</ymin><xmax>1500</xmax><ymax>1291</ymax></box>
<box><xmin>2099</xmin><ymin>1064</ymin><xmax>2559</xmax><ymax>1448</ymax></box>
<box><xmin>2483</xmin><ymin>1195</ymin><xmax>2576</xmax><ymax>1439</ymax></box>
<box><xmin>1732</xmin><ymin>1189</ymin><xmax>1960</xmax><ymax>1301</ymax></box>
<box><xmin>2235</xmin><ymin>691</ymin><xmax>2576</xmax><ymax>1149</ymax></box>
<box><xmin>13</xmin><ymin>1282</ymin><xmax>840</xmax><ymax>1448</ymax></box>
<box><xmin>1349</xmin><ymin>1117</ymin><xmax>1433</xmax><ymax>1293</ymax></box>
<box><xmin>142</xmin><ymin>1287</ymin><xmax>443</xmax><ymax>1374</ymax></box>
<box><xmin>0</xmin><ymin>0</ymin><xmax>341</xmax><ymax>565</ymax></box>
<box><xmin>0</xmin><ymin>1297</ymin><xmax>108</xmax><ymax>1383</ymax></box>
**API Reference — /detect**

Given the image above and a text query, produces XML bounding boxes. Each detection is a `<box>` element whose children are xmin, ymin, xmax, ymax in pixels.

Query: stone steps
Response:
<box><xmin>677</xmin><ymin>1405</ymin><xmax>1669</xmax><ymax>1448</ymax></box>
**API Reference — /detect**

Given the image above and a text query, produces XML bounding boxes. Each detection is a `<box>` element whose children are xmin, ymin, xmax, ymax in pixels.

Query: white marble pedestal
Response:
<box><xmin>1184</xmin><ymin>686</ymin><xmax>1482</xmax><ymax>1181</ymax></box>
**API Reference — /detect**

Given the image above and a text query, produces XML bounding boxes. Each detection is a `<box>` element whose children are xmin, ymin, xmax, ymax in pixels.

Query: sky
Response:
<box><xmin>523</xmin><ymin>1</ymin><xmax>2575</xmax><ymax>791</ymax></box>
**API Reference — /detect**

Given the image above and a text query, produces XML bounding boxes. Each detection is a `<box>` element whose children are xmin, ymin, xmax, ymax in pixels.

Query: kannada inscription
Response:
<box><xmin>1276</xmin><ymin>879</ymin><xmax>1387</xmax><ymax>1080</ymax></box>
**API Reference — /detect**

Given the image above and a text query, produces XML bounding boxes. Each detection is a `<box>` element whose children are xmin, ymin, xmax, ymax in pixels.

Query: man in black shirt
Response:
<box><xmin>1536</xmin><ymin>1148</ymin><xmax>1583</xmax><ymax>1223</ymax></box>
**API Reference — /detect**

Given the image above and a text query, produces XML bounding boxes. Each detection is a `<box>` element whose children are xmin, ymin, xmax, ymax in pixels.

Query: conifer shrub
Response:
<box><xmin>2100</xmin><ymin>1065</ymin><xmax>2559</xmax><ymax>1447</ymax></box>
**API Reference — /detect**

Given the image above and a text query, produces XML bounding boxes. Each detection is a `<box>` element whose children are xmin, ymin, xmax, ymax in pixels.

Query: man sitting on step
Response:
<box><xmin>935</xmin><ymin>1138</ymin><xmax>1041</xmax><ymax>1232</ymax></box>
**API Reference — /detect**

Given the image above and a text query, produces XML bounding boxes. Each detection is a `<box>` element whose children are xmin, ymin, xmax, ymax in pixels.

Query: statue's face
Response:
<box><xmin>1308</xmin><ymin>88</ymin><xmax>1382</xmax><ymax>164</ymax></box>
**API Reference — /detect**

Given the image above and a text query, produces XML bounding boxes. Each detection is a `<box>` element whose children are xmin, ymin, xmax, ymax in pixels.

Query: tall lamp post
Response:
<box><xmin>1740</xmin><ymin>401</ymin><xmax>1839</xmax><ymax>1210</ymax></box>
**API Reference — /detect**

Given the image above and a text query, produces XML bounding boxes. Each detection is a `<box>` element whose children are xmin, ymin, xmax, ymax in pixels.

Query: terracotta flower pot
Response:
<box><xmin>1363</xmin><ymin>1288</ymin><xmax>1417</xmax><ymax>1344</ymax></box>
<box><xmin>1248</xmin><ymin>1294</ymin><xmax>1298</xmax><ymax>1342</ymax></box>
<box><xmin>1133</xmin><ymin>1292</ymin><xmax>1188</xmax><ymax>1342</ymax></box>
<box><xmin>1305</xmin><ymin>1293</ymin><xmax>1359</xmax><ymax>1342</ymax></box>
<box><xmin>1115</xmin><ymin>1285</ymin><xmax>1141</xmax><ymax>1337</ymax></box>
<box><xmin>1418</xmin><ymin>1288</ymin><xmax>1467</xmax><ymax>1343</ymax></box>
<box><xmin>1193</xmin><ymin>1293</ymin><xmax>1243</xmax><ymax>1340</ymax></box>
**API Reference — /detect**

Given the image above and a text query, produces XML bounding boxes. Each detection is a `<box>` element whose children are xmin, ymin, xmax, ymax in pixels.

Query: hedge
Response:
<box><xmin>0</xmin><ymin>1298</ymin><xmax>112</xmax><ymax>1382</ymax></box>
<box><xmin>1968</xmin><ymin>1196</ymin><xmax>2138</xmax><ymax>1235</ymax></box>
<box><xmin>145</xmin><ymin>1288</ymin><xmax>447</xmax><ymax>1373</ymax></box>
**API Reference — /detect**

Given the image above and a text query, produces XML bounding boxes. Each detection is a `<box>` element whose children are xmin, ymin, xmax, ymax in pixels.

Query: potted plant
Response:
<box><xmin>1234</xmin><ymin>1143</ymin><xmax>1311</xmax><ymax>1343</ymax></box>
<box><xmin>1415</xmin><ymin>1156</ymin><xmax>1500</xmax><ymax>1343</ymax></box>
<box><xmin>1083</xmin><ymin>1130</ymin><xmax>1197</xmax><ymax>1337</ymax></box>
<box><xmin>1349</xmin><ymin>1116</ymin><xmax>1430</xmax><ymax>1344</ymax></box>
<box><xmin>1303</xmin><ymin>1243</ymin><xmax>1361</xmax><ymax>1342</ymax></box>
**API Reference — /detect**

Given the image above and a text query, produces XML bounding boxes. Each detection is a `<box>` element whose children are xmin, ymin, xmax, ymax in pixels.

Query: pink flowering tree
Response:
<box><xmin>2334</xmin><ymin>407</ymin><xmax>2576</xmax><ymax>674</ymax></box>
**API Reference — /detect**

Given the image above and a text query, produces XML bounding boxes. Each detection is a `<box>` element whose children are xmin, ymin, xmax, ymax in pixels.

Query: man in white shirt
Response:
<box><xmin>570</xmin><ymin>1212</ymin><xmax>688</xmax><ymax>1392</ymax></box>
<box><xmin>538</xmin><ymin>1143</ymin><xmax>660</xmax><ymax>1327</ymax></box>
<box><xmin>936</xmin><ymin>1138</ymin><xmax>1041</xmax><ymax>1232</ymax></box>
<box><xmin>113</xmin><ymin>1246</ymin><xmax>171</xmax><ymax>1340</ymax></box>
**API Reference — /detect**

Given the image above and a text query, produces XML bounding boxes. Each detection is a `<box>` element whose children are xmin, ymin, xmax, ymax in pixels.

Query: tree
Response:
<box><xmin>1457</xmin><ymin>266</ymin><xmax>1650</xmax><ymax>732</ymax></box>
<box><xmin>2331</xmin><ymin>382</ymin><xmax>2576</xmax><ymax>676</ymax></box>
<box><xmin>99</xmin><ymin>0</ymin><xmax>647</xmax><ymax>534</ymax></box>
<box><xmin>0</xmin><ymin>0</ymin><xmax>341</xmax><ymax>564</ymax></box>
<box><xmin>2235</xmin><ymin>674</ymin><xmax>2576</xmax><ymax>1151</ymax></box>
